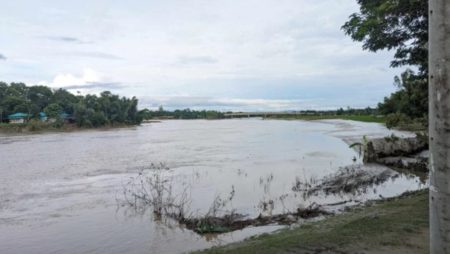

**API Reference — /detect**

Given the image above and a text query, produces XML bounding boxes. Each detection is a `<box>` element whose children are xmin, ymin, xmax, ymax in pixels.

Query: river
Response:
<box><xmin>0</xmin><ymin>119</ymin><xmax>425</xmax><ymax>254</ymax></box>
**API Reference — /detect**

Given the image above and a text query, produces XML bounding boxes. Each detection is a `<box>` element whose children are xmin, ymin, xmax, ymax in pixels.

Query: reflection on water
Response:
<box><xmin>0</xmin><ymin>119</ymin><xmax>425</xmax><ymax>254</ymax></box>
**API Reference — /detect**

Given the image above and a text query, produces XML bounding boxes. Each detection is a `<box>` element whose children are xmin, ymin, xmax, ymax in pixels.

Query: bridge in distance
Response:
<box><xmin>223</xmin><ymin>112</ymin><xmax>310</xmax><ymax>118</ymax></box>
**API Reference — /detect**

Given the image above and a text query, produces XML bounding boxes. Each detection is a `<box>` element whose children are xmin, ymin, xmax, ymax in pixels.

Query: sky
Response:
<box><xmin>0</xmin><ymin>0</ymin><xmax>404</xmax><ymax>111</ymax></box>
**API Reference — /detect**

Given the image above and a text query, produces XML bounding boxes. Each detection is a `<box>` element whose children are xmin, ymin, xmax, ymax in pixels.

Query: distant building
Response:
<box><xmin>39</xmin><ymin>112</ymin><xmax>47</xmax><ymax>122</ymax></box>
<box><xmin>60</xmin><ymin>112</ymin><xmax>76</xmax><ymax>123</ymax></box>
<box><xmin>8</xmin><ymin>113</ymin><xmax>28</xmax><ymax>124</ymax></box>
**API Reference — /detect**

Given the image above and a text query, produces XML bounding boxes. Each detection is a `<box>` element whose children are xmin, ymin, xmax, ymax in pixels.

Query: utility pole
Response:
<box><xmin>429</xmin><ymin>0</ymin><xmax>450</xmax><ymax>253</ymax></box>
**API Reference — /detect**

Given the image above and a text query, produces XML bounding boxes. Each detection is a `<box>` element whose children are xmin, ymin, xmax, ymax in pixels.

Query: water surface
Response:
<box><xmin>0</xmin><ymin>119</ymin><xmax>424</xmax><ymax>254</ymax></box>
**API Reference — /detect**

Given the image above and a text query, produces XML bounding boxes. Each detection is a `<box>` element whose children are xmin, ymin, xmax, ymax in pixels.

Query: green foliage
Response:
<box><xmin>385</xmin><ymin>112</ymin><xmax>427</xmax><ymax>131</ymax></box>
<box><xmin>44</xmin><ymin>103</ymin><xmax>63</xmax><ymax>118</ymax></box>
<box><xmin>72</xmin><ymin>92</ymin><xmax>141</xmax><ymax>127</ymax></box>
<box><xmin>140</xmin><ymin>108</ymin><xmax>225</xmax><ymax>120</ymax></box>
<box><xmin>51</xmin><ymin>118</ymin><xmax>65</xmax><ymax>128</ymax></box>
<box><xmin>378</xmin><ymin>69</ymin><xmax>428</xmax><ymax>118</ymax></box>
<box><xmin>266</xmin><ymin>108</ymin><xmax>385</xmax><ymax>123</ymax></box>
<box><xmin>342</xmin><ymin>0</ymin><xmax>428</xmax><ymax>122</ymax></box>
<box><xmin>342</xmin><ymin>0</ymin><xmax>428</xmax><ymax>71</ymax></box>
<box><xmin>28</xmin><ymin>86</ymin><xmax>53</xmax><ymax>113</ymax></box>
<box><xmin>0</xmin><ymin>82</ymin><xmax>142</xmax><ymax>128</ymax></box>
<box><xmin>51</xmin><ymin>88</ymin><xmax>78</xmax><ymax>114</ymax></box>
<box><xmin>91</xmin><ymin>111</ymin><xmax>108</xmax><ymax>127</ymax></box>
<box><xmin>385</xmin><ymin>112</ymin><xmax>412</xmax><ymax>129</ymax></box>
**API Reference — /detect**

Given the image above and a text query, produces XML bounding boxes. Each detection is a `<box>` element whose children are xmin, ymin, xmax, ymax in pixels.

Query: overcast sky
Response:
<box><xmin>0</xmin><ymin>0</ymin><xmax>403</xmax><ymax>111</ymax></box>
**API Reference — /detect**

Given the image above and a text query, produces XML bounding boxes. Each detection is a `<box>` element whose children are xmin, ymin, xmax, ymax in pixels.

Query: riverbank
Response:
<box><xmin>194</xmin><ymin>189</ymin><xmax>428</xmax><ymax>254</ymax></box>
<box><xmin>0</xmin><ymin>121</ymin><xmax>138</xmax><ymax>133</ymax></box>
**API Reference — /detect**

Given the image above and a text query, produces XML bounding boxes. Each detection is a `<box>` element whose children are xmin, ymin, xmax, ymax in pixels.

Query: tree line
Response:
<box><xmin>0</xmin><ymin>82</ymin><xmax>142</xmax><ymax>127</ymax></box>
<box><xmin>139</xmin><ymin>106</ymin><xmax>225</xmax><ymax>120</ymax></box>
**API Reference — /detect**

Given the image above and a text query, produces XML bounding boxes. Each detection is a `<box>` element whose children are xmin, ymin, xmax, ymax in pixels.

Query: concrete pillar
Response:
<box><xmin>429</xmin><ymin>0</ymin><xmax>450</xmax><ymax>253</ymax></box>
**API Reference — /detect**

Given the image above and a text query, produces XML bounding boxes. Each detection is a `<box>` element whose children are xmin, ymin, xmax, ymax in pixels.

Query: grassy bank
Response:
<box><xmin>0</xmin><ymin>121</ymin><xmax>137</xmax><ymax>133</ymax></box>
<box><xmin>266</xmin><ymin>114</ymin><xmax>387</xmax><ymax>124</ymax></box>
<box><xmin>194</xmin><ymin>189</ymin><xmax>429</xmax><ymax>254</ymax></box>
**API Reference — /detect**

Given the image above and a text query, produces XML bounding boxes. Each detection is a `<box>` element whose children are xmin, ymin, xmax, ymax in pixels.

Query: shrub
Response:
<box><xmin>385</xmin><ymin>113</ymin><xmax>411</xmax><ymax>129</ymax></box>
<box><xmin>27</xmin><ymin>119</ymin><xmax>46</xmax><ymax>131</ymax></box>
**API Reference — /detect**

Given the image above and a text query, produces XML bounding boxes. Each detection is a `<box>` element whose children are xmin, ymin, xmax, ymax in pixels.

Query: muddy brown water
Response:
<box><xmin>0</xmin><ymin>119</ymin><xmax>426</xmax><ymax>254</ymax></box>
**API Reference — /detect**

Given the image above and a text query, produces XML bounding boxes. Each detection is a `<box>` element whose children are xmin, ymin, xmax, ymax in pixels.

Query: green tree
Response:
<box><xmin>0</xmin><ymin>82</ymin><xmax>143</xmax><ymax>127</ymax></box>
<box><xmin>51</xmin><ymin>88</ymin><xmax>78</xmax><ymax>114</ymax></box>
<box><xmin>342</xmin><ymin>0</ymin><xmax>428</xmax><ymax>118</ymax></box>
<box><xmin>378</xmin><ymin>69</ymin><xmax>427</xmax><ymax>118</ymax></box>
<box><xmin>73</xmin><ymin>103</ymin><xmax>87</xmax><ymax>127</ymax></box>
<box><xmin>2</xmin><ymin>96</ymin><xmax>26</xmax><ymax>114</ymax></box>
<box><xmin>28</xmin><ymin>86</ymin><xmax>53</xmax><ymax>111</ymax></box>
<box><xmin>0</xmin><ymin>82</ymin><xmax>8</xmax><ymax>102</ymax></box>
<box><xmin>44</xmin><ymin>103</ymin><xmax>63</xmax><ymax>118</ymax></box>
<box><xmin>91</xmin><ymin>111</ymin><xmax>108</xmax><ymax>127</ymax></box>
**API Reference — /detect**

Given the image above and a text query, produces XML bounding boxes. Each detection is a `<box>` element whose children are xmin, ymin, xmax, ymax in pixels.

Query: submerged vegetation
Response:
<box><xmin>120</xmin><ymin>164</ymin><xmax>339</xmax><ymax>235</ymax></box>
<box><xmin>119</xmin><ymin>159</ymin><xmax>419</xmax><ymax>236</ymax></box>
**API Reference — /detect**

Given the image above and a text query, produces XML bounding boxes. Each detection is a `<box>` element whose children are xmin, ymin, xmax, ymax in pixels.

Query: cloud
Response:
<box><xmin>2</xmin><ymin>0</ymin><xmax>398</xmax><ymax>111</ymax></box>
<box><xmin>176</xmin><ymin>56</ymin><xmax>218</xmax><ymax>65</ymax></box>
<box><xmin>72</xmin><ymin>51</ymin><xmax>123</xmax><ymax>60</ymax></box>
<box><xmin>38</xmin><ymin>68</ymin><xmax>124</xmax><ymax>93</ymax></box>
<box><xmin>0</xmin><ymin>54</ymin><xmax>6</xmax><ymax>60</ymax></box>
<box><xmin>63</xmin><ymin>82</ymin><xmax>124</xmax><ymax>90</ymax></box>
<box><xmin>45</xmin><ymin>36</ymin><xmax>89</xmax><ymax>44</ymax></box>
<box><xmin>50</xmin><ymin>68</ymin><xmax>102</xmax><ymax>87</ymax></box>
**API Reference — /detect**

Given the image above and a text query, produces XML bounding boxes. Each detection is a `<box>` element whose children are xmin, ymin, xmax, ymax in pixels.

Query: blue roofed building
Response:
<box><xmin>39</xmin><ymin>112</ymin><xmax>47</xmax><ymax>122</ymax></box>
<box><xmin>8</xmin><ymin>112</ymin><xmax>29</xmax><ymax>124</ymax></box>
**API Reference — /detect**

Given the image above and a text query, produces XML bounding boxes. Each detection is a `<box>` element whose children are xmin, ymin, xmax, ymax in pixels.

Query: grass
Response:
<box><xmin>193</xmin><ymin>189</ymin><xmax>429</xmax><ymax>254</ymax></box>
<box><xmin>267</xmin><ymin>114</ymin><xmax>387</xmax><ymax>124</ymax></box>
